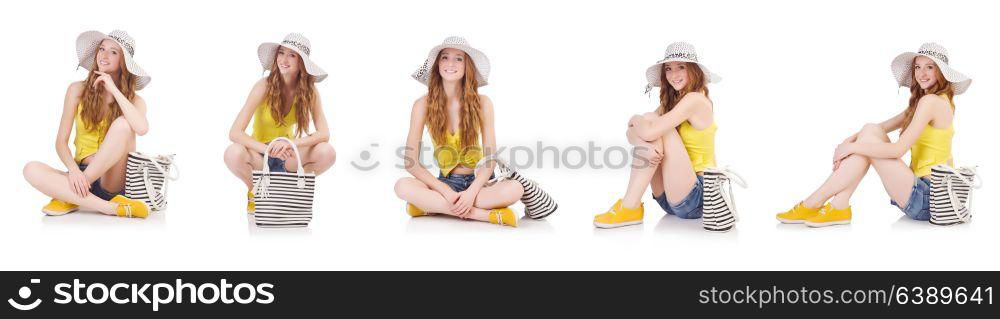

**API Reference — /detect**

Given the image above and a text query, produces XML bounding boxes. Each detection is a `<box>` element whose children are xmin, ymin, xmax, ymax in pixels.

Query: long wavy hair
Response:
<box><xmin>657</xmin><ymin>63</ymin><xmax>710</xmax><ymax>115</ymax></box>
<box><xmin>425</xmin><ymin>51</ymin><xmax>482</xmax><ymax>148</ymax></box>
<box><xmin>79</xmin><ymin>45</ymin><xmax>137</xmax><ymax>134</ymax></box>
<box><xmin>901</xmin><ymin>61</ymin><xmax>954</xmax><ymax>133</ymax></box>
<box><xmin>264</xmin><ymin>53</ymin><xmax>315</xmax><ymax>137</ymax></box>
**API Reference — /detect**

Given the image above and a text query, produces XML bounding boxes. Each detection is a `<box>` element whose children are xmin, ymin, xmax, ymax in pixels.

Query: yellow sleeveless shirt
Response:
<box><xmin>909</xmin><ymin>95</ymin><xmax>955</xmax><ymax>177</ymax></box>
<box><xmin>73</xmin><ymin>103</ymin><xmax>107</xmax><ymax>163</ymax></box>
<box><xmin>434</xmin><ymin>131</ymin><xmax>483</xmax><ymax>177</ymax></box>
<box><xmin>678</xmin><ymin>121</ymin><xmax>717</xmax><ymax>173</ymax></box>
<box><xmin>252</xmin><ymin>101</ymin><xmax>297</xmax><ymax>144</ymax></box>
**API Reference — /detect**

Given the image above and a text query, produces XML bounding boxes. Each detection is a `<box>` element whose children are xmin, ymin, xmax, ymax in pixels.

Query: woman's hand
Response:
<box><xmin>634</xmin><ymin>144</ymin><xmax>663</xmax><ymax>168</ymax></box>
<box><xmin>67</xmin><ymin>170</ymin><xmax>90</xmax><ymax>198</ymax></box>
<box><xmin>437</xmin><ymin>187</ymin><xmax>460</xmax><ymax>210</ymax></box>
<box><xmin>266</xmin><ymin>140</ymin><xmax>295</xmax><ymax>161</ymax></box>
<box><xmin>93</xmin><ymin>71</ymin><xmax>119</xmax><ymax>94</ymax></box>
<box><xmin>453</xmin><ymin>188</ymin><xmax>479</xmax><ymax>218</ymax></box>
<box><xmin>833</xmin><ymin>143</ymin><xmax>854</xmax><ymax>164</ymax></box>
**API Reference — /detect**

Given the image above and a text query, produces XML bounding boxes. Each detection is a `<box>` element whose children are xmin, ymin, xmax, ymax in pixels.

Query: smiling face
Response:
<box><xmin>436</xmin><ymin>48</ymin><xmax>467</xmax><ymax>83</ymax></box>
<box><xmin>912</xmin><ymin>56</ymin><xmax>940</xmax><ymax>90</ymax></box>
<box><xmin>275</xmin><ymin>46</ymin><xmax>303</xmax><ymax>77</ymax></box>
<box><xmin>95</xmin><ymin>39</ymin><xmax>123</xmax><ymax>73</ymax></box>
<box><xmin>663</xmin><ymin>61</ymin><xmax>690</xmax><ymax>91</ymax></box>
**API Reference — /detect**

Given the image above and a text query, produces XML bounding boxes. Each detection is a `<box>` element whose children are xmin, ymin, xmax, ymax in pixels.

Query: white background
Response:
<box><xmin>0</xmin><ymin>0</ymin><xmax>996</xmax><ymax>270</ymax></box>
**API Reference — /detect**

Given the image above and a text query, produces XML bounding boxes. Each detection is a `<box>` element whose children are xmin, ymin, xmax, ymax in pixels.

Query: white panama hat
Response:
<box><xmin>645</xmin><ymin>42</ymin><xmax>720</xmax><ymax>94</ymax></box>
<box><xmin>891</xmin><ymin>42</ymin><xmax>971</xmax><ymax>95</ymax></box>
<box><xmin>258</xmin><ymin>33</ymin><xmax>328</xmax><ymax>83</ymax></box>
<box><xmin>411</xmin><ymin>36</ymin><xmax>491</xmax><ymax>87</ymax></box>
<box><xmin>76</xmin><ymin>30</ymin><xmax>151</xmax><ymax>90</ymax></box>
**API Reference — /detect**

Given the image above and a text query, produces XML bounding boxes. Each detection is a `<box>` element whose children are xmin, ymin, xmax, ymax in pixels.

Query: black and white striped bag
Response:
<box><xmin>479</xmin><ymin>155</ymin><xmax>558</xmax><ymax>219</ymax></box>
<box><xmin>701</xmin><ymin>167</ymin><xmax>747</xmax><ymax>232</ymax></box>
<box><xmin>929</xmin><ymin>165</ymin><xmax>980</xmax><ymax>226</ymax></box>
<box><xmin>124</xmin><ymin>152</ymin><xmax>178</xmax><ymax>212</ymax></box>
<box><xmin>251</xmin><ymin>137</ymin><xmax>316</xmax><ymax>228</ymax></box>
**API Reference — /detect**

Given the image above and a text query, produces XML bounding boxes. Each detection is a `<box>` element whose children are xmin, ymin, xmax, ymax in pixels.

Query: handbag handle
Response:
<box><xmin>476</xmin><ymin>154</ymin><xmax>515</xmax><ymax>186</ymax></box>
<box><xmin>261</xmin><ymin>137</ymin><xmax>306</xmax><ymax>178</ymax></box>
<box><xmin>708</xmin><ymin>166</ymin><xmax>747</xmax><ymax>223</ymax></box>
<box><xmin>142</xmin><ymin>166</ymin><xmax>164</xmax><ymax>211</ymax></box>
<box><xmin>131</xmin><ymin>152</ymin><xmax>179</xmax><ymax>181</ymax></box>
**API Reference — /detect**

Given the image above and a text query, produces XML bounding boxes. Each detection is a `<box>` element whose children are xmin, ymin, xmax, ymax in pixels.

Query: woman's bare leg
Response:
<box><xmin>285</xmin><ymin>142</ymin><xmax>336</xmax><ymax>175</ymax></box>
<box><xmin>659</xmin><ymin>128</ymin><xmax>698</xmax><ymax>205</ymax></box>
<box><xmin>802</xmin><ymin>124</ymin><xmax>884</xmax><ymax>209</ymax></box>
<box><xmin>94</xmin><ymin>120</ymin><xmax>136</xmax><ymax>194</ymax></box>
<box><xmin>473</xmin><ymin>180</ymin><xmax>523</xmax><ymax>209</ymax></box>
<box><xmin>224</xmin><ymin>143</ymin><xmax>263</xmax><ymax>190</ymax></box>
<box><xmin>394</xmin><ymin>177</ymin><xmax>492</xmax><ymax>222</ymax></box>
<box><xmin>22</xmin><ymin>117</ymin><xmax>136</xmax><ymax>215</ymax></box>
<box><xmin>23</xmin><ymin>162</ymin><xmax>116</xmax><ymax>214</ymax></box>
<box><xmin>621</xmin><ymin>112</ymin><xmax>666</xmax><ymax>209</ymax></box>
<box><xmin>861</xmin><ymin>126</ymin><xmax>917</xmax><ymax>207</ymax></box>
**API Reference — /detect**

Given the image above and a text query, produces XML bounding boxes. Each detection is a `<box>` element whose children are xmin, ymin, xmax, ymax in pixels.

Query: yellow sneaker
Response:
<box><xmin>593</xmin><ymin>199</ymin><xmax>644</xmax><ymax>229</ymax></box>
<box><xmin>488</xmin><ymin>208</ymin><xmax>518</xmax><ymax>227</ymax></box>
<box><xmin>42</xmin><ymin>199</ymin><xmax>79</xmax><ymax>216</ymax></box>
<box><xmin>247</xmin><ymin>191</ymin><xmax>255</xmax><ymax>214</ymax></box>
<box><xmin>406</xmin><ymin>203</ymin><xmax>428</xmax><ymax>217</ymax></box>
<box><xmin>776</xmin><ymin>202</ymin><xmax>825</xmax><ymax>224</ymax></box>
<box><xmin>805</xmin><ymin>205</ymin><xmax>852</xmax><ymax>228</ymax></box>
<box><xmin>111</xmin><ymin>195</ymin><xmax>149</xmax><ymax>218</ymax></box>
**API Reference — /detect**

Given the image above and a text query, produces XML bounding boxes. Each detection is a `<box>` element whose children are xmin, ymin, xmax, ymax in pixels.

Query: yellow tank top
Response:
<box><xmin>678</xmin><ymin>121</ymin><xmax>717</xmax><ymax>173</ymax></box>
<box><xmin>433</xmin><ymin>131</ymin><xmax>483</xmax><ymax>177</ymax></box>
<box><xmin>910</xmin><ymin>96</ymin><xmax>955</xmax><ymax>177</ymax></box>
<box><xmin>252</xmin><ymin>101</ymin><xmax>297</xmax><ymax>144</ymax></box>
<box><xmin>73</xmin><ymin>103</ymin><xmax>107</xmax><ymax>163</ymax></box>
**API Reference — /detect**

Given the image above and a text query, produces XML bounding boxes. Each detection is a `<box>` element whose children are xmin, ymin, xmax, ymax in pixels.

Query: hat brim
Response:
<box><xmin>891</xmin><ymin>52</ymin><xmax>971</xmax><ymax>95</ymax></box>
<box><xmin>645</xmin><ymin>58</ymin><xmax>721</xmax><ymax>89</ymax></box>
<box><xmin>258</xmin><ymin>42</ymin><xmax>328</xmax><ymax>83</ymax></box>
<box><xmin>76</xmin><ymin>31</ymin><xmax>152</xmax><ymax>90</ymax></box>
<box><xmin>411</xmin><ymin>44</ymin><xmax>490</xmax><ymax>87</ymax></box>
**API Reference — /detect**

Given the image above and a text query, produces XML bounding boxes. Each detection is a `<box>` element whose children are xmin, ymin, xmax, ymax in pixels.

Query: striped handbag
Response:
<box><xmin>251</xmin><ymin>137</ymin><xmax>316</xmax><ymax>228</ymax></box>
<box><xmin>478</xmin><ymin>155</ymin><xmax>558</xmax><ymax>219</ymax></box>
<box><xmin>124</xmin><ymin>152</ymin><xmax>178</xmax><ymax>212</ymax></box>
<box><xmin>701</xmin><ymin>167</ymin><xmax>747</xmax><ymax>232</ymax></box>
<box><xmin>929</xmin><ymin>165</ymin><xmax>980</xmax><ymax>226</ymax></box>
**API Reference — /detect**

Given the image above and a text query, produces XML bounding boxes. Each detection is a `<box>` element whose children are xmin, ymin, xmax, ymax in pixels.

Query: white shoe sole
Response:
<box><xmin>42</xmin><ymin>208</ymin><xmax>77</xmax><ymax>216</ymax></box>
<box><xmin>805</xmin><ymin>220</ymin><xmax>851</xmax><ymax>228</ymax></box>
<box><xmin>593</xmin><ymin>221</ymin><xmax>643</xmax><ymax>229</ymax></box>
<box><xmin>776</xmin><ymin>217</ymin><xmax>807</xmax><ymax>224</ymax></box>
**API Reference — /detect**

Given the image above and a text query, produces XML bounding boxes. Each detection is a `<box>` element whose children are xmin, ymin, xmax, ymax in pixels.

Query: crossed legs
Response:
<box><xmin>23</xmin><ymin>117</ymin><xmax>135</xmax><ymax>215</ymax></box>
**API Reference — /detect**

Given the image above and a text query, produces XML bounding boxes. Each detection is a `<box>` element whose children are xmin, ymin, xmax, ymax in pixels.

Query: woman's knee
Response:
<box><xmin>859</xmin><ymin>123</ymin><xmax>884</xmax><ymax>135</ymax></box>
<box><xmin>313</xmin><ymin>142</ymin><xmax>336</xmax><ymax>164</ymax></box>
<box><xmin>22</xmin><ymin>161</ymin><xmax>45</xmax><ymax>182</ymax></box>
<box><xmin>108</xmin><ymin>117</ymin><xmax>134</xmax><ymax>135</ymax></box>
<box><xmin>394</xmin><ymin>177</ymin><xmax>418</xmax><ymax>198</ymax></box>
<box><xmin>506</xmin><ymin>180</ymin><xmax>525</xmax><ymax>199</ymax></box>
<box><xmin>223</xmin><ymin>143</ymin><xmax>249</xmax><ymax>166</ymax></box>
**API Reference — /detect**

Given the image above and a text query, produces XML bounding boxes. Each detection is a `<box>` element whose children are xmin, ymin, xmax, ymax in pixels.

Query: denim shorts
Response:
<box><xmin>652</xmin><ymin>175</ymin><xmax>704</xmax><ymax>219</ymax></box>
<box><xmin>266</xmin><ymin>156</ymin><xmax>288</xmax><ymax>173</ymax></box>
<box><xmin>77</xmin><ymin>163</ymin><xmax>124</xmax><ymax>201</ymax></box>
<box><xmin>891</xmin><ymin>177</ymin><xmax>931</xmax><ymax>221</ymax></box>
<box><xmin>438</xmin><ymin>173</ymin><xmax>495</xmax><ymax>192</ymax></box>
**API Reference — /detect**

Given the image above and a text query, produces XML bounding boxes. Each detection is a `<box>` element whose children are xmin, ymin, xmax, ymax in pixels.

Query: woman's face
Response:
<box><xmin>275</xmin><ymin>46</ymin><xmax>302</xmax><ymax>76</ymax></box>
<box><xmin>663</xmin><ymin>61</ymin><xmax>689</xmax><ymax>91</ymax></box>
<box><xmin>912</xmin><ymin>56</ymin><xmax>940</xmax><ymax>90</ymax></box>
<box><xmin>437</xmin><ymin>48</ymin><xmax>467</xmax><ymax>83</ymax></box>
<box><xmin>95</xmin><ymin>39</ymin><xmax>123</xmax><ymax>73</ymax></box>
